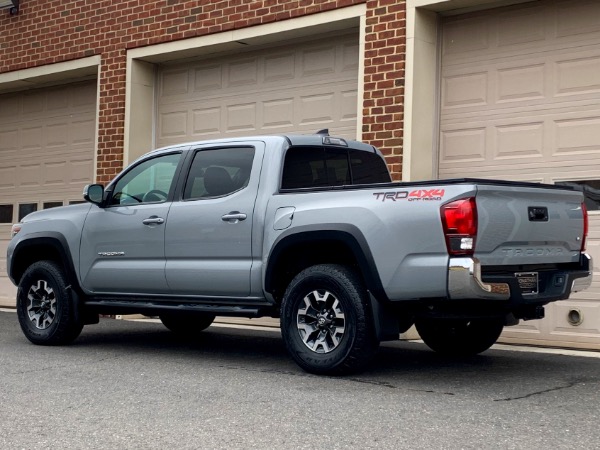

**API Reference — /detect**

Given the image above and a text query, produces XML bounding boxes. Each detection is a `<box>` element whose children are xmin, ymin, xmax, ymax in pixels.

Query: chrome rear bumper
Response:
<box><xmin>448</xmin><ymin>254</ymin><xmax>593</xmax><ymax>301</ymax></box>
<box><xmin>448</xmin><ymin>257</ymin><xmax>510</xmax><ymax>300</ymax></box>
<box><xmin>571</xmin><ymin>253</ymin><xmax>593</xmax><ymax>293</ymax></box>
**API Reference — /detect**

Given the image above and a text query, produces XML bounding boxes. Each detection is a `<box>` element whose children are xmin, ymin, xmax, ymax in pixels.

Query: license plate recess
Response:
<box><xmin>515</xmin><ymin>272</ymin><xmax>538</xmax><ymax>295</ymax></box>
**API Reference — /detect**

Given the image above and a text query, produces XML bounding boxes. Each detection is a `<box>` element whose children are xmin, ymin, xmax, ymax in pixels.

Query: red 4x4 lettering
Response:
<box><xmin>409</xmin><ymin>189</ymin><xmax>445</xmax><ymax>198</ymax></box>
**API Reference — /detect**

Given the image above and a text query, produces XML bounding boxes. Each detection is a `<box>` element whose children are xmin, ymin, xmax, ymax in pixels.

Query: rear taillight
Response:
<box><xmin>441</xmin><ymin>197</ymin><xmax>477</xmax><ymax>256</ymax></box>
<box><xmin>581</xmin><ymin>202</ymin><xmax>588</xmax><ymax>252</ymax></box>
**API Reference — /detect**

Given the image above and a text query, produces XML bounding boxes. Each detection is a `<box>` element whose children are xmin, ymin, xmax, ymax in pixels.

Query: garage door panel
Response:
<box><xmin>227</xmin><ymin>58</ymin><xmax>259</xmax><ymax>87</ymax></box>
<box><xmin>192</xmin><ymin>107</ymin><xmax>221</xmax><ymax>136</ymax></box>
<box><xmin>0</xmin><ymin>129</ymin><xmax>18</xmax><ymax>150</ymax></box>
<box><xmin>556</xmin><ymin>0</ymin><xmax>600</xmax><ymax>38</ymax></box>
<box><xmin>442</xmin><ymin>52</ymin><xmax>600</xmax><ymax>117</ymax></box>
<box><xmin>443</xmin><ymin>1</ymin><xmax>600</xmax><ymax>67</ymax></box>
<box><xmin>497</xmin><ymin>6</ymin><xmax>546</xmax><ymax>47</ymax></box>
<box><xmin>554</xmin><ymin>116</ymin><xmax>600</xmax><ymax>153</ymax></box>
<box><xmin>0</xmin><ymin>166</ymin><xmax>16</xmax><ymax>189</ymax></box>
<box><xmin>263</xmin><ymin>98</ymin><xmax>294</xmax><ymax>129</ymax></box>
<box><xmin>46</xmin><ymin>87</ymin><xmax>70</xmax><ymax>111</ymax></box>
<box><xmin>226</xmin><ymin>103</ymin><xmax>257</xmax><ymax>133</ymax></box>
<box><xmin>157</xmin><ymin>32</ymin><xmax>358</xmax><ymax>146</ymax></box>
<box><xmin>556</xmin><ymin>54</ymin><xmax>600</xmax><ymax>96</ymax></box>
<box><xmin>497</xmin><ymin>64</ymin><xmax>545</xmax><ymax>103</ymax></box>
<box><xmin>162</xmin><ymin>69</ymin><xmax>189</xmax><ymax>96</ymax></box>
<box><xmin>0</xmin><ymin>96</ymin><xmax>19</xmax><ymax>118</ymax></box>
<box><xmin>45</xmin><ymin>123</ymin><xmax>70</xmax><ymax>148</ymax></box>
<box><xmin>193</xmin><ymin>65</ymin><xmax>221</xmax><ymax>92</ymax></box>
<box><xmin>440</xmin><ymin>0</ymin><xmax>600</xmax><ymax>349</ymax></box>
<box><xmin>71</xmin><ymin>159</ymin><xmax>94</xmax><ymax>184</ymax></box>
<box><xmin>0</xmin><ymin>81</ymin><xmax>97</xmax><ymax>307</ymax></box>
<box><xmin>440</xmin><ymin>109</ymin><xmax>600</xmax><ymax>176</ymax></box>
<box><xmin>443</xmin><ymin>16</ymin><xmax>490</xmax><ymax>57</ymax></box>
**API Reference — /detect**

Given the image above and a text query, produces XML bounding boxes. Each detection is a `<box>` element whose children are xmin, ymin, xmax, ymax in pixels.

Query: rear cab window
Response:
<box><xmin>281</xmin><ymin>146</ymin><xmax>391</xmax><ymax>190</ymax></box>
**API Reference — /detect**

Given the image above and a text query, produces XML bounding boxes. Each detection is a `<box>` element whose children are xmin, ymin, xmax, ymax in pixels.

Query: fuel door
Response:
<box><xmin>274</xmin><ymin>206</ymin><xmax>295</xmax><ymax>230</ymax></box>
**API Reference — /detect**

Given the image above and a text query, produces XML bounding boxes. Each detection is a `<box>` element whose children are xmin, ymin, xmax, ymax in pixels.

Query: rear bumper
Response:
<box><xmin>448</xmin><ymin>253</ymin><xmax>593</xmax><ymax>302</ymax></box>
<box><xmin>571</xmin><ymin>253</ymin><xmax>593</xmax><ymax>293</ymax></box>
<box><xmin>448</xmin><ymin>257</ymin><xmax>511</xmax><ymax>301</ymax></box>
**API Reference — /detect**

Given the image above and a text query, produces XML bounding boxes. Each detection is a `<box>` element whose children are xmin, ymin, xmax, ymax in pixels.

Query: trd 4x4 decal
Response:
<box><xmin>373</xmin><ymin>189</ymin><xmax>445</xmax><ymax>202</ymax></box>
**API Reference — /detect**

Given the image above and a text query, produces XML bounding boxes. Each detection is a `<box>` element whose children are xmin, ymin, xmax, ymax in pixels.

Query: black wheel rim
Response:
<box><xmin>296</xmin><ymin>289</ymin><xmax>346</xmax><ymax>354</ymax></box>
<box><xmin>26</xmin><ymin>279</ymin><xmax>57</xmax><ymax>330</ymax></box>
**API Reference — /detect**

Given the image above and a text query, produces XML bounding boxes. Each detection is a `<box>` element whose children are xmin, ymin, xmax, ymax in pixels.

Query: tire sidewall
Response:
<box><xmin>281</xmin><ymin>268</ymin><xmax>359</xmax><ymax>374</ymax></box>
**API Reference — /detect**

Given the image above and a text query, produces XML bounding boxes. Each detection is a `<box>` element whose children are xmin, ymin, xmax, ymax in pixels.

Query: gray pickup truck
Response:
<box><xmin>7</xmin><ymin>133</ymin><xmax>593</xmax><ymax>374</ymax></box>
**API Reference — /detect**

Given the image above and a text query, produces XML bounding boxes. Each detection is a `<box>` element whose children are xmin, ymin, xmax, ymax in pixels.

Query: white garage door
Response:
<box><xmin>439</xmin><ymin>0</ymin><xmax>600</xmax><ymax>349</ymax></box>
<box><xmin>156</xmin><ymin>31</ymin><xmax>359</xmax><ymax>147</ymax></box>
<box><xmin>0</xmin><ymin>81</ymin><xmax>97</xmax><ymax>306</ymax></box>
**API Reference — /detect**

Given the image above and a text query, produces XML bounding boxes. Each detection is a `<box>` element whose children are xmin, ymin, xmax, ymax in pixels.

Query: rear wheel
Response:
<box><xmin>16</xmin><ymin>260</ymin><xmax>83</xmax><ymax>345</ymax></box>
<box><xmin>415</xmin><ymin>318</ymin><xmax>504</xmax><ymax>356</ymax></box>
<box><xmin>159</xmin><ymin>313</ymin><xmax>215</xmax><ymax>335</ymax></box>
<box><xmin>281</xmin><ymin>264</ymin><xmax>378</xmax><ymax>375</ymax></box>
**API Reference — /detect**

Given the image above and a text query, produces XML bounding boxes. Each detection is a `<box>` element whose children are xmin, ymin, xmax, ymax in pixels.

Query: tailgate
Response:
<box><xmin>475</xmin><ymin>184</ymin><xmax>585</xmax><ymax>266</ymax></box>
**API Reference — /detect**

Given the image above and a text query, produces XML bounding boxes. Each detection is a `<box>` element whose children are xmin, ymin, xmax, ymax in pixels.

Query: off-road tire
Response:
<box><xmin>415</xmin><ymin>318</ymin><xmax>504</xmax><ymax>356</ymax></box>
<box><xmin>16</xmin><ymin>260</ymin><xmax>83</xmax><ymax>345</ymax></box>
<box><xmin>281</xmin><ymin>264</ymin><xmax>379</xmax><ymax>375</ymax></box>
<box><xmin>159</xmin><ymin>313</ymin><xmax>215</xmax><ymax>335</ymax></box>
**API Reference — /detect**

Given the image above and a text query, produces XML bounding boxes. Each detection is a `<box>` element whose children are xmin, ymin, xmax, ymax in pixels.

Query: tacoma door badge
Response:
<box><xmin>98</xmin><ymin>251</ymin><xmax>125</xmax><ymax>257</ymax></box>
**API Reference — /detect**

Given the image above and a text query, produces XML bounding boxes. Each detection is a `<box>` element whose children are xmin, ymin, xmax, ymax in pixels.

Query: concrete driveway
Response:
<box><xmin>0</xmin><ymin>310</ymin><xmax>598</xmax><ymax>449</ymax></box>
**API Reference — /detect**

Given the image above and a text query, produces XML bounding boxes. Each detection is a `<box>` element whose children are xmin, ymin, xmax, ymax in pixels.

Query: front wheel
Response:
<box><xmin>281</xmin><ymin>264</ymin><xmax>379</xmax><ymax>375</ymax></box>
<box><xmin>16</xmin><ymin>260</ymin><xmax>83</xmax><ymax>345</ymax></box>
<box><xmin>415</xmin><ymin>318</ymin><xmax>504</xmax><ymax>356</ymax></box>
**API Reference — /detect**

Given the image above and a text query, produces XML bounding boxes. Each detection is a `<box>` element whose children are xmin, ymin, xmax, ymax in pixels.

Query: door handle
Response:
<box><xmin>142</xmin><ymin>216</ymin><xmax>165</xmax><ymax>225</ymax></box>
<box><xmin>221</xmin><ymin>212</ymin><xmax>247</xmax><ymax>223</ymax></box>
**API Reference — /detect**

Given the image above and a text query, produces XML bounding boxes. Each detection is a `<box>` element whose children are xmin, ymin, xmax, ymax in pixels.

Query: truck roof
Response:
<box><xmin>147</xmin><ymin>132</ymin><xmax>377</xmax><ymax>158</ymax></box>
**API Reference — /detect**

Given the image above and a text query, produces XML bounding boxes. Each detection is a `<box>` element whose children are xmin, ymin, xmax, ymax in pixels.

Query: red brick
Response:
<box><xmin>0</xmin><ymin>0</ymin><xmax>405</xmax><ymax>180</ymax></box>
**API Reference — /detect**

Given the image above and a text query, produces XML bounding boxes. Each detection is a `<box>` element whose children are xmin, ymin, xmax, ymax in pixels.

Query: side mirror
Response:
<box><xmin>83</xmin><ymin>184</ymin><xmax>105</xmax><ymax>206</ymax></box>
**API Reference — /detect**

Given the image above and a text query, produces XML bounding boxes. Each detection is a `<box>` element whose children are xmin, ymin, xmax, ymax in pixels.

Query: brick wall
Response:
<box><xmin>363</xmin><ymin>0</ymin><xmax>405</xmax><ymax>181</ymax></box>
<box><xmin>0</xmin><ymin>0</ymin><xmax>406</xmax><ymax>182</ymax></box>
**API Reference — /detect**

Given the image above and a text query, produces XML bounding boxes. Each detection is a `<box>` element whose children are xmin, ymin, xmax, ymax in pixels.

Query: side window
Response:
<box><xmin>110</xmin><ymin>153</ymin><xmax>181</xmax><ymax>206</ymax></box>
<box><xmin>183</xmin><ymin>147</ymin><xmax>255</xmax><ymax>200</ymax></box>
<box><xmin>349</xmin><ymin>149</ymin><xmax>391</xmax><ymax>184</ymax></box>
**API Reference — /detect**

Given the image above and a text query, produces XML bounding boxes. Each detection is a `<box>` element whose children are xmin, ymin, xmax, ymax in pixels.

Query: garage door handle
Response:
<box><xmin>142</xmin><ymin>216</ymin><xmax>165</xmax><ymax>225</ymax></box>
<box><xmin>221</xmin><ymin>212</ymin><xmax>247</xmax><ymax>223</ymax></box>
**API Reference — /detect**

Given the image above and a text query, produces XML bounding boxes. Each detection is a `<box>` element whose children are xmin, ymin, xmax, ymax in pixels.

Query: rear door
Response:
<box><xmin>165</xmin><ymin>143</ymin><xmax>264</xmax><ymax>297</ymax></box>
<box><xmin>80</xmin><ymin>152</ymin><xmax>184</xmax><ymax>294</ymax></box>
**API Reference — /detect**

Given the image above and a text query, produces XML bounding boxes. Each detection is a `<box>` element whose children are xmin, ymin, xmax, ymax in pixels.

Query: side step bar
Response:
<box><xmin>85</xmin><ymin>297</ymin><xmax>276</xmax><ymax>318</ymax></box>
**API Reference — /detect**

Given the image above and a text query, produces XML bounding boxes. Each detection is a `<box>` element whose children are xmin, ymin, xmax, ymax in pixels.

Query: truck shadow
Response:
<box><xmin>66</xmin><ymin>318</ymin><xmax>600</xmax><ymax>395</ymax></box>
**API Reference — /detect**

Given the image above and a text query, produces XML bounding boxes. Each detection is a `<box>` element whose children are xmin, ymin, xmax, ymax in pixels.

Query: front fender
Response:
<box><xmin>9</xmin><ymin>233</ymin><xmax>80</xmax><ymax>291</ymax></box>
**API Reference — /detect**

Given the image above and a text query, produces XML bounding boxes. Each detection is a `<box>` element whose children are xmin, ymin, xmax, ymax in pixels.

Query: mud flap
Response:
<box><xmin>369</xmin><ymin>292</ymin><xmax>400</xmax><ymax>341</ymax></box>
<box><xmin>67</xmin><ymin>286</ymin><xmax>99</xmax><ymax>325</ymax></box>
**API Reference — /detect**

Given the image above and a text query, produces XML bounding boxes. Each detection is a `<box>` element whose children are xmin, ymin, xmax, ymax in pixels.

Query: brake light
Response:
<box><xmin>441</xmin><ymin>197</ymin><xmax>477</xmax><ymax>256</ymax></box>
<box><xmin>581</xmin><ymin>202</ymin><xmax>588</xmax><ymax>252</ymax></box>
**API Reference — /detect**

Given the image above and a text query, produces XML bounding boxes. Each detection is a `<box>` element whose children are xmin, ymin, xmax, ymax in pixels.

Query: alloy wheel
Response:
<box><xmin>296</xmin><ymin>289</ymin><xmax>346</xmax><ymax>353</ymax></box>
<box><xmin>26</xmin><ymin>280</ymin><xmax>57</xmax><ymax>330</ymax></box>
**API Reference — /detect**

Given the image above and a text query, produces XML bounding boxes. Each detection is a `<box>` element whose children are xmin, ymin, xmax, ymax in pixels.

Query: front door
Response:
<box><xmin>165</xmin><ymin>144</ymin><xmax>263</xmax><ymax>297</ymax></box>
<box><xmin>79</xmin><ymin>152</ymin><xmax>183</xmax><ymax>294</ymax></box>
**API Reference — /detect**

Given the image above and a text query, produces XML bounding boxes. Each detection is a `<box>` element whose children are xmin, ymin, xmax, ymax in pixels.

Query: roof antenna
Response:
<box><xmin>315</xmin><ymin>129</ymin><xmax>329</xmax><ymax>136</ymax></box>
